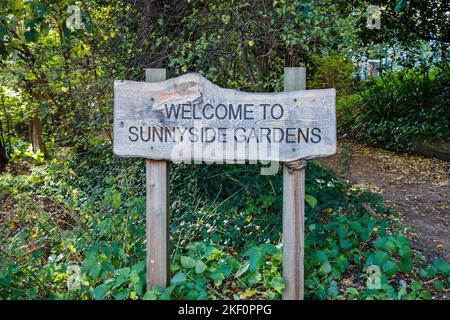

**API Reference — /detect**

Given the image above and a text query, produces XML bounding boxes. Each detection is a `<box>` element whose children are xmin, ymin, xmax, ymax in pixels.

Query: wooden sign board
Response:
<box><xmin>113</xmin><ymin>73</ymin><xmax>336</xmax><ymax>162</ymax></box>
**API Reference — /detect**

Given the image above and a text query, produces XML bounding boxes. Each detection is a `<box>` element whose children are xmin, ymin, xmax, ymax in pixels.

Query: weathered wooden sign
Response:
<box><xmin>113</xmin><ymin>68</ymin><xmax>336</xmax><ymax>300</ymax></box>
<box><xmin>114</xmin><ymin>73</ymin><xmax>336</xmax><ymax>162</ymax></box>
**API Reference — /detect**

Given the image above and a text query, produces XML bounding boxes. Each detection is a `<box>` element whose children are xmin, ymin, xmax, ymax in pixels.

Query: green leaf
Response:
<box><xmin>88</xmin><ymin>263</ymin><xmax>101</xmax><ymax>280</ymax></box>
<box><xmin>220</xmin><ymin>262</ymin><xmax>233</xmax><ymax>277</ymax></box>
<box><xmin>433</xmin><ymin>259</ymin><xmax>449</xmax><ymax>273</ymax></box>
<box><xmin>418</xmin><ymin>291</ymin><xmax>432</xmax><ymax>299</ymax></box>
<box><xmin>248</xmin><ymin>248</ymin><xmax>264</xmax><ymax>272</ymax></box>
<box><xmin>305</xmin><ymin>194</ymin><xmax>318</xmax><ymax>208</ymax></box>
<box><xmin>0</xmin><ymin>25</ymin><xmax>5</xmax><ymax>42</ymax></box>
<box><xmin>373</xmin><ymin>250</ymin><xmax>389</xmax><ymax>266</ymax></box>
<box><xmin>434</xmin><ymin>280</ymin><xmax>444</xmax><ymax>292</ymax></box>
<box><xmin>160</xmin><ymin>285</ymin><xmax>175</xmax><ymax>300</ymax></box>
<box><xmin>346</xmin><ymin>287</ymin><xmax>359</xmax><ymax>297</ymax></box>
<box><xmin>195</xmin><ymin>260</ymin><xmax>207</xmax><ymax>274</ymax></box>
<box><xmin>319</xmin><ymin>261</ymin><xmax>332</xmax><ymax>274</ymax></box>
<box><xmin>398</xmin><ymin>245</ymin><xmax>412</xmax><ymax>259</ymax></box>
<box><xmin>93</xmin><ymin>284</ymin><xmax>108</xmax><ymax>300</ymax></box>
<box><xmin>382</xmin><ymin>260</ymin><xmax>398</xmax><ymax>277</ymax></box>
<box><xmin>24</xmin><ymin>30</ymin><xmax>39</xmax><ymax>43</ymax></box>
<box><xmin>235</xmin><ymin>263</ymin><xmax>250</xmax><ymax>278</ymax></box>
<box><xmin>399</xmin><ymin>259</ymin><xmax>412</xmax><ymax>273</ymax></box>
<box><xmin>260</xmin><ymin>243</ymin><xmax>278</xmax><ymax>255</ymax></box>
<box><xmin>271</xmin><ymin>276</ymin><xmax>285</xmax><ymax>294</ymax></box>
<box><xmin>114</xmin><ymin>289</ymin><xmax>129</xmax><ymax>300</ymax></box>
<box><xmin>394</xmin><ymin>0</ymin><xmax>407</xmax><ymax>13</ymax></box>
<box><xmin>382</xmin><ymin>240</ymin><xmax>396</xmax><ymax>251</ymax></box>
<box><xmin>410</xmin><ymin>281</ymin><xmax>422</xmax><ymax>291</ymax></box>
<box><xmin>327</xmin><ymin>281</ymin><xmax>339</xmax><ymax>297</ymax></box>
<box><xmin>339</xmin><ymin>239</ymin><xmax>352</xmax><ymax>249</ymax></box>
<box><xmin>180</xmin><ymin>256</ymin><xmax>196</xmax><ymax>269</ymax></box>
<box><xmin>315</xmin><ymin>251</ymin><xmax>328</xmax><ymax>264</ymax></box>
<box><xmin>143</xmin><ymin>291</ymin><xmax>158</xmax><ymax>300</ymax></box>
<box><xmin>210</xmin><ymin>269</ymin><xmax>225</xmax><ymax>286</ymax></box>
<box><xmin>116</xmin><ymin>267</ymin><xmax>131</xmax><ymax>278</ymax></box>
<box><xmin>170</xmin><ymin>272</ymin><xmax>186</xmax><ymax>285</ymax></box>
<box><xmin>112</xmin><ymin>192</ymin><xmax>121</xmax><ymax>208</ymax></box>
<box><xmin>246</xmin><ymin>271</ymin><xmax>262</xmax><ymax>284</ymax></box>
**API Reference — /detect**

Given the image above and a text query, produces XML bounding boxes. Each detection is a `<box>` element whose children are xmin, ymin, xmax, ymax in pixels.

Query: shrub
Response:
<box><xmin>309</xmin><ymin>52</ymin><xmax>354</xmax><ymax>95</ymax></box>
<box><xmin>338</xmin><ymin>63</ymin><xmax>450</xmax><ymax>152</ymax></box>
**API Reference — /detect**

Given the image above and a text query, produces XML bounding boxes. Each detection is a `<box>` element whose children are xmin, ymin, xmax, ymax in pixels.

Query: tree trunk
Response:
<box><xmin>30</xmin><ymin>117</ymin><xmax>47</xmax><ymax>157</ymax></box>
<box><xmin>0</xmin><ymin>125</ymin><xmax>7</xmax><ymax>170</ymax></box>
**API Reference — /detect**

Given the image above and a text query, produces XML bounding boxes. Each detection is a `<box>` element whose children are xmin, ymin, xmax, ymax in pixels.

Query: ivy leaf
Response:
<box><xmin>24</xmin><ymin>30</ymin><xmax>39</xmax><ymax>43</ymax></box>
<box><xmin>434</xmin><ymin>280</ymin><xmax>444</xmax><ymax>292</ymax></box>
<box><xmin>248</xmin><ymin>248</ymin><xmax>264</xmax><ymax>272</ymax></box>
<box><xmin>372</xmin><ymin>250</ymin><xmax>389</xmax><ymax>266</ymax></box>
<box><xmin>195</xmin><ymin>260</ymin><xmax>207</xmax><ymax>274</ymax></box>
<box><xmin>235</xmin><ymin>262</ymin><xmax>250</xmax><ymax>278</ymax></box>
<box><xmin>93</xmin><ymin>284</ymin><xmax>108</xmax><ymax>300</ymax></box>
<box><xmin>339</xmin><ymin>239</ymin><xmax>352</xmax><ymax>249</ymax></box>
<box><xmin>246</xmin><ymin>271</ymin><xmax>262</xmax><ymax>284</ymax></box>
<box><xmin>305</xmin><ymin>194</ymin><xmax>318</xmax><ymax>208</ymax></box>
<box><xmin>319</xmin><ymin>261</ymin><xmax>332</xmax><ymax>274</ymax></box>
<box><xmin>112</xmin><ymin>192</ymin><xmax>121</xmax><ymax>208</ymax></box>
<box><xmin>170</xmin><ymin>272</ymin><xmax>186</xmax><ymax>285</ymax></box>
<box><xmin>271</xmin><ymin>276</ymin><xmax>285</xmax><ymax>294</ymax></box>
<box><xmin>433</xmin><ymin>259</ymin><xmax>449</xmax><ymax>273</ymax></box>
<box><xmin>180</xmin><ymin>256</ymin><xmax>196</xmax><ymax>269</ymax></box>
<box><xmin>159</xmin><ymin>285</ymin><xmax>175</xmax><ymax>300</ymax></box>
<box><xmin>142</xmin><ymin>291</ymin><xmax>158</xmax><ymax>300</ymax></box>
<box><xmin>394</xmin><ymin>0</ymin><xmax>407</xmax><ymax>13</ymax></box>
<box><xmin>327</xmin><ymin>280</ymin><xmax>339</xmax><ymax>297</ymax></box>
<box><xmin>0</xmin><ymin>25</ymin><xmax>5</xmax><ymax>42</ymax></box>
<box><xmin>114</xmin><ymin>289</ymin><xmax>129</xmax><ymax>300</ymax></box>
<box><xmin>210</xmin><ymin>269</ymin><xmax>225</xmax><ymax>286</ymax></box>
<box><xmin>260</xmin><ymin>243</ymin><xmax>278</xmax><ymax>255</ymax></box>
<box><xmin>382</xmin><ymin>260</ymin><xmax>398</xmax><ymax>277</ymax></box>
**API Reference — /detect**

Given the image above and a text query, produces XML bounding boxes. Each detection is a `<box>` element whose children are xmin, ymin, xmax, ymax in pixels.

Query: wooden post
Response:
<box><xmin>282</xmin><ymin>67</ymin><xmax>306</xmax><ymax>300</ymax></box>
<box><xmin>145</xmin><ymin>68</ymin><xmax>169</xmax><ymax>290</ymax></box>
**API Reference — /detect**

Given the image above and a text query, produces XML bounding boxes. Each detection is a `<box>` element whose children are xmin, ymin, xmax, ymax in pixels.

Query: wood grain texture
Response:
<box><xmin>113</xmin><ymin>73</ymin><xmax>336</xmax><ymax>162</ymax></box>
<box><xmin>145</xmin><ymin>69</ymin><xmax>169</xmax><ymax>291</ymax></box>
<box><xmin>283</xmin><ymin>67</ymin><xmax>306</xmax><ymax>300</ymax></box>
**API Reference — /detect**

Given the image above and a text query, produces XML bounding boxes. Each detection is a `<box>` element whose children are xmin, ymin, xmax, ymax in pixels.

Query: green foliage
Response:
<box><xmin>1</xmin><ymin>143</ymin><xmax>448</xmax><ymax>300</ymax></box>
<box><xmin>5</xmin><ymin>138</ymin><xmax>45</xmax><ymax>163</ymax></box>
<box><xmin>339</xmin><ymin>63</ymin><xmax>450</xmax><ymax>152</ymax></box>
<box><xmin>309</xmin><ymin>52</ymin><xmax>354</xmax><ymax>95</ymax></box>
<box><xmin>336</xmin><ymin>0</ymin><xmax>449</xmax><ymax>47</ymax></box>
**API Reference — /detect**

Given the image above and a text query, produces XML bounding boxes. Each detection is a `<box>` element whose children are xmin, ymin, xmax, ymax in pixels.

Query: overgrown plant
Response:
<box><xmin>339</xmin><ymin>63</ymin><xmax>450</xmax><ymax>152</ymax></box>
<box><xmin>1</xmin><ymin>143</ymin><xmax>448</xmax><ymax>300</ymax></box>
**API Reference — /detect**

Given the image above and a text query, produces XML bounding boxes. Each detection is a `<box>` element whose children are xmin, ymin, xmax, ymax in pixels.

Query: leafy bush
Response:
<box><xmin>5</xmin><ymin>138</ymin><xmax>45</xmax><ymax>164</ymax></box>
<box><xmin>0</xmin><ymin>143</ymin><xmax>449</xmax><ymax>300</ymax></box>
<box><xmin>339</xmin><ymin>63</ymin><xmax>450</xmax><ymax>152</ymax></box>
<box><xmin>309</xmin><ymin>52</ymin><xmax>355</xmax><ymax>95</ymax></box>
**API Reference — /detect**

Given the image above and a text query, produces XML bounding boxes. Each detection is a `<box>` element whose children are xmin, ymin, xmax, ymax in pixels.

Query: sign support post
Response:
<box><xmin>145</xmin><ymin>68</ymin><xmax>169</xmax><ymax>291</ymax></box>
<box><xmin>114</xmin><ymin>67</ymin><xmax>336</xmax><ymax>298</ymax></box>
<box><xmin>282</xmin><ymin>67</ymin><xmax>306</xmax><ymax>300</ymax></box>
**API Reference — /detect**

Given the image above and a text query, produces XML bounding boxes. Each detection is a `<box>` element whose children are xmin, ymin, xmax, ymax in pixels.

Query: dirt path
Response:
<box><xmin>319</xmin><ymin>142</ymin><xmax>450</xmax><ymax>262</ymax></box>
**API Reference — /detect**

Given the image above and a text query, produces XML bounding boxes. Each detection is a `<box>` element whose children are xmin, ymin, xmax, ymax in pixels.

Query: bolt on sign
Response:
<box><xmin>113</xmin><ymin>69</ymin><xmax>336</xmax><ymax>300</ymax></box>
<box><xmin>113</xmin><ymin>73</ymin><xmax>336</xmax><ymax>162</ymax></box>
